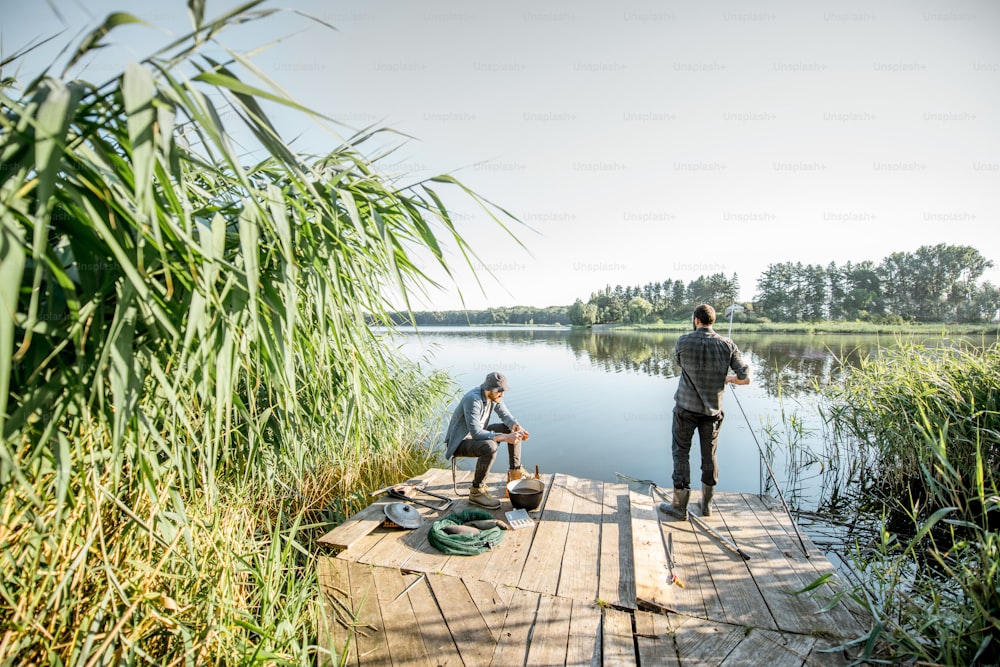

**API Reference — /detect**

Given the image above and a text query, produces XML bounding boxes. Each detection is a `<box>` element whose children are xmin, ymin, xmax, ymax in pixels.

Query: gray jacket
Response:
<box><xmin>444</xmin><ymin>387</ymin><xmax>517</xmax><ymax>459</ymax></box>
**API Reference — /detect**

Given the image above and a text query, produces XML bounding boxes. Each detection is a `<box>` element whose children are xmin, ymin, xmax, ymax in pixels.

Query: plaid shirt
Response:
<box><xmin>673</xmin><ymin>328</ymin><xmax>749</xmax><ymax>416</ymax></box>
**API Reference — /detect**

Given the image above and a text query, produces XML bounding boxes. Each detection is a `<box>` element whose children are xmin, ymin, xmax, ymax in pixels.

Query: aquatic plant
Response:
<box><xmin>821</xmin><ymin>340</ymin><xmax>1000</xmax><ymax>664</ymax></box>
<box><xmin>825</xmin><ymin>339</ymin><xmax>1000</xmax><ymax>495</ymax></box>
<box><xmin>0</xmin><ymin>2</ymin><xmax>511</xmax><ymax>663</ymax></box>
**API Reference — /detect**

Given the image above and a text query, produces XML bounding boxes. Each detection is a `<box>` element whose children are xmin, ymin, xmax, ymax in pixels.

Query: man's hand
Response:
<box><xmin>726</xmin><ymin>375</ymin><xmax>750</xmax><ymax>386</ymax></box>
<box><xmin>498</xmin><ymin>428</ymin><xmax>529</xmax><ymax>444</ymax></box>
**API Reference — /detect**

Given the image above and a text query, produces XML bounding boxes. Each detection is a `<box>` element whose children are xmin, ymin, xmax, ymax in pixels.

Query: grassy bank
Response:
<box><xmin>0</xmin><ymin>6</ymin><xmax>504</xmax><ymax>665</ymax></box>
<box><xmin>822</xmin><ymin>341</ymin><xmax>1000</xmax><ymax>664</ymax></box>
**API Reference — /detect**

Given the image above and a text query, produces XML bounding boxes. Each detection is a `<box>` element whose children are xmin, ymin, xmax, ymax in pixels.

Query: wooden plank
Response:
<box><xmin>716</xmin><ymin>493</ymin><xmax>843</xmax><ymax>636</ymax></box>
<box><xmin>316</xmin><ymin>557</ymin><xmax>356</xmax><ymax>667</ymax></box>
<box><xmin>404</xmin><ymin>570</ymin><xmax>464</xmax><ymax>667</ymax></box>
<box><xmin>744</xmin><ymin>494</ymin><xmax>868</xmax><ymax>637</ymax></box>
<box><xmin>354</xmin><ymin>468</ymin><xmax>456</xmax><ymax>567</ymax></box>
<box><xmin>650</xmin><ymin>486</ymin><xmax>745</xmax><ymax>625</ymax></box>
<box><xmin>480</xmin><ymin>519</ymin><xmax>539</xmax><ymax>588</ymax></box>
<box><xmin>318</xmin><ymin>470</ymin><xmax>441</xmax><ymax>550</ymax></box>
<box><xmin>670</xmin><ymin>614</ymin><xmax>746</xmax><ymax>665</ymax></box>
<box><xmin>634</xmin><ymin>610</ymin><xmax>681</xmax><ymax>667</ymax></box>
<box><xmin>345</xmin><ymin>561</ymin><xmax>391</xmax><ymax>667</ymax></box>
<box><xmin>426</xmin><ymin>572</ymin><xmax>496</xmax><ymax>667</ymax></box>
<box><xmin>656</xmin><ymin>509</ymin><xmax>715</xmax><ymax>620</ymax></box>
<box><xmin>371</xmin><ymin>568</ymin><xmax>432</xmax><ymax>666</ymax></box>
<box><xmin>525</xmin><ymin>593</ymin><xmax>573</xmax><ymax>666</ymax></box>
<box><xmin>479</xmin><ymin>476</ymin><xmax>548</xmax><ymax>588</ymax></box>
<box><xmin>518</xmin><ymin>474</ymin><xmax>576</xmax><ymax>595</ymax></box>
<box><xmin>683</xmin><ymin>495</ymin><xmax>772</xmax><ymax>630</ymax></box>
<box><xmin>601</xmin><ymin>607</ymin><xmax>635</xmax><ymax>667</ymax></box>
<box><xmin>490</xmin><ymin>587</ymin><xmax>540</xmax><ymax>667</ymax></box>
<box><xmin>319</xmin><ymin>503</ymin><xmax>391</xmax><ymax>551</ymax></box>
<box><xmin>557</xmin><ymin>476</ymin><xmax>603</xmax><ymax>602</ymax></box>
<box><xmin>719</xmin><ymin>627</ymin><xmax>816</xmax><ymax>667</ymax></box>
<box><xmin>356</xmin><ymin>516</ymin><xmax>441</xmax><ymax>569</ymax></box>
<box><xmin>464</xmin><ymin>578</ymin><xmax>515</xmax><ymax>644</ymax></box>
<box><xmin>630</xmin><ymin>488</ymin><xmax>676</xmax><ymax>611</ymax></box>
<box><xmin>807</xmin><ymin>640</ymin><xmax>855</xmax><ymax>666</ymax></box>
<box><xmin>598</xmin><ymin>482</ymin><xmax>636</xmax><ymax>609</ymax></box>
<box><xmin>565</xmin><ymin>599</ymin><xmax>602</xmax><ymax>667</ymax></box>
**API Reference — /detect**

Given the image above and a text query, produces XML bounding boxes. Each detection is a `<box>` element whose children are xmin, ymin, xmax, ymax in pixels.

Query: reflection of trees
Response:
<box><xmin>405</xmin><ymin>327</ymin><xmax>575</xmax><ymax>349</ymax></box>
<box><xmin>408</xmin><ymin>329</ymin><xmax>990</xmax><ymax>402</ymax></box>
<box><xmin>564</xmin><ymin>331</ymin><xmax>878</xmax><ymax>397</ymax></box>
<box><xmin>400</xmin><ymin>327</ymin><xmax>884</xmax><ymax>398</ymax></box>
<box><xmin>566</xmin><ymin>330</ymin><xmax>681</xmax><ymax>379</ymax></box>
<box><xmin>744</xmin><ymin>338</ymin><xmax>870</xmax><ymax>397</ymax></box>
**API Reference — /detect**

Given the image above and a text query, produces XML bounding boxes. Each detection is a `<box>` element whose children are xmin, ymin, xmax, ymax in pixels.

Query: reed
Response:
<box><xmin>821</xmin><ymin>339</ymin><xmax>1000</xmax><ymax>664</ymax></box>
<box><xmin>825</xmin><ymin>339</ymin><xmax>1000</xmax><ymax>490</ymax></box>
<box><xmin>1</xmin><ymin>4</ymin><xmax>505</xmax><ymax>664</ymax></box>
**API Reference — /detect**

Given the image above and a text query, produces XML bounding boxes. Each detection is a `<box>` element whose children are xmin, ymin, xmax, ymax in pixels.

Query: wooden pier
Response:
<box><xmin>317</xmin><ymin>468</ymin><xmax>870</xmax><ymax>666</ymax></box>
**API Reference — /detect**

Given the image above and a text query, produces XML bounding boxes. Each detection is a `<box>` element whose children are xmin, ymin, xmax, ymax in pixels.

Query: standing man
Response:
<box><xmin>662</xmin><ymin>304</ymin><xmax>750</xmax><ymax>520</ymax></box>
<box><xmin>444</xmin><ymin>371</ymin><xmax>531</xmax><ymax>509</ymax></box>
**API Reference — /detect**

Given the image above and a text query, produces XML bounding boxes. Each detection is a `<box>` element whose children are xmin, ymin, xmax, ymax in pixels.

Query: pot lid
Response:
<box><xmin>384</xmin><ymin>502</ymin><xmax>422</xmax><ymax>529</ymax></box>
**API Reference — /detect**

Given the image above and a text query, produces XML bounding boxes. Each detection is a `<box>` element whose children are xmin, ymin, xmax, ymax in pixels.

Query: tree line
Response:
<box><xmin>568</xmin><ymin>273</ymin><xmax>740</xmax><ymax>325</ymax></box>
<box><xmin>567</xmin><ymin>243</ymin><xmax>996</xmax><ymax>325</ymax></box>
<box><xmin>388</xmin><ymin>244</ymin><xmax>997</xmax><ymax>327</ymax></box>
<box><xmin>388</xmin><ymin>305</ymin><xmax>569</xmax><ymax>326</ymax></box>
<box><xmin>755</xmin><ymin>244</ymin><xmax>996</xmax><ymax>323</ymax></box>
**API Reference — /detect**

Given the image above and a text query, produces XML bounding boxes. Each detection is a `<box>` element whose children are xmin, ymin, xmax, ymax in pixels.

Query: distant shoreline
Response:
<box><xmin>382</xmin><ymin>321</ymin><xmax>1000</xmax><ymax>336</ymax></box>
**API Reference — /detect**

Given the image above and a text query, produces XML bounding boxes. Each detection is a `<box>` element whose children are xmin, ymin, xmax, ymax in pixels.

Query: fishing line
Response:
<box><xmin>728</xmin><ymin>386</ymin><xmax>810</xmax><ymax>558</ymax></box>
<box><xmin>727</xmin><ymin>311</ymin><xmax>810</xmax><ymax>558</ymax></box>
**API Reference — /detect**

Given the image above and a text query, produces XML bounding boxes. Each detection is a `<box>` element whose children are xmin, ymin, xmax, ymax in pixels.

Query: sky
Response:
<box><xmin>3</xmin><ymin>0</ymin><xmax>999</xmax><ymax>311</ymax></box>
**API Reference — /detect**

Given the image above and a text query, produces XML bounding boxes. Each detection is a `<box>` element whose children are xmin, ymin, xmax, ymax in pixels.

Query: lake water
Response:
<box><xmin>386</xmin><ymin>325</ymin><xmax>897</xmax><ymax>512</ymax></box>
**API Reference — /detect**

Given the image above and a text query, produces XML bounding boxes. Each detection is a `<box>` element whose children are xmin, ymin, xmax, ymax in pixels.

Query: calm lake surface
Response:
<box><xmin>386</xmin><ymin>326</ymin><xmax>908</xmax><ymax>513</ymax></box>
<box><xmin>386</xmin><ymin>325</ymin><xmax>995</xmax><ymax>578</ymax></box>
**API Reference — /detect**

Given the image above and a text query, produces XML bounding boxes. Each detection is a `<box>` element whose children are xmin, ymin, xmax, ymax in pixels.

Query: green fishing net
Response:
<box><xmin>428</xmin><ymin>507</ymin><xmax>506</xmax><ymax>556</ymax></box>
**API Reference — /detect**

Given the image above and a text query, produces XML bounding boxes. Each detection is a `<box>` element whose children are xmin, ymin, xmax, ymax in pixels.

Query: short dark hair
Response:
<box><xmin>693</xmin><ymin>304</ymin><xmax>716</xmax><ymax>326</ymax></box>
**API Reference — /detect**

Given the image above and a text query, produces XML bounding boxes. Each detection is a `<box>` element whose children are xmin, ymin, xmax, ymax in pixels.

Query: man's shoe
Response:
<box><xmin>658</xmin><ymin>488</ymin><xmax>690</xmax><ymax>521</ymax></box>
<box><xmin>701</xmin><ymin>485</ymin><xmax>715</xmax><ymax>517</ymax></box>
<box><xmin>469</xmin><ymin>484</ymin><xmax>501</xmax><ymax>510</ymax></box>
<box><xmin>509</xmin><ymin>466</ymin><xmax>531</xmax><ymax>479</ymax></box>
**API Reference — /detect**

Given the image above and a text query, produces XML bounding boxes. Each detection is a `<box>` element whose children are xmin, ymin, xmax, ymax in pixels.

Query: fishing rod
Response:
<box><xmin>649</xmin><ymin>485</ymin><xmax>751</xmax><ymax>561</ymax></box>
<box><xmin>618</xmin><ymin>473</ymin><xmax>749</xmax><ymax>561</ymax></box>
<box><xmin>727</xmin><ymin>306</ymin><xmax>811</xmax><ymax>559</ymax></box>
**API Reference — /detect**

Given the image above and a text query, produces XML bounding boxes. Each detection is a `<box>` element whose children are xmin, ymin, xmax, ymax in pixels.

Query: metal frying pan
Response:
<box><xmin>383</xmin><ymin>502</ymin><xmax>422</xmax><ymax>529</ymax></box>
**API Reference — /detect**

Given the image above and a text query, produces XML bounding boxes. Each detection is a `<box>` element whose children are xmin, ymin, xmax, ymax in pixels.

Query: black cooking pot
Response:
<box><xmin>506</xmin><ymin>478</ymin><xmax>545</xmax><ymax>511</ymax></box>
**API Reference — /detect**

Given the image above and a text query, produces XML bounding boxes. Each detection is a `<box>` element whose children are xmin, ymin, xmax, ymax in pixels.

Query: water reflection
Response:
<box><xmin>393</xmin><ymin>325</ymin><xmax>997</xmax><ymax>590</ymax></box>
<box><xmin>564</xmin><ymin>329</ymin><xmax>879</xmax><ymax>397</ymax></box>
<box><xmin>423</xmin><ymin>327</ymin><xmax>987</xmax><ymax>397</ymax></box>
<box><xmin>391</xmin><ymin>325</ymin><xmax>994</xmax><ymax>495</ymax></box>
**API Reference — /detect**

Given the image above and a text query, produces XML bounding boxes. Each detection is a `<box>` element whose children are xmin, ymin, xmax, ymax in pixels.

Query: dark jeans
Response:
<box><xmin>453</xmin><ymin>424</ymin><xmax>521</xmax><ymax>486</ymax></box>
<box><xmin>671</xmin><ymin>406</ymin><xmax>724</xmax><ymax>489</ymax></box>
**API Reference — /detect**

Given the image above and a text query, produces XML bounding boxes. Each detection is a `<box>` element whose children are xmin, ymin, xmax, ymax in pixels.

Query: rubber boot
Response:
<box><xmin>659</xmin><ymin>488</ymin><xmax>690</xmax><ymax>521</ymax></box>
<box><xmin>701</xmin><ymin>485</ymin><xmax>715</xmax><ymax>517</ymax></box>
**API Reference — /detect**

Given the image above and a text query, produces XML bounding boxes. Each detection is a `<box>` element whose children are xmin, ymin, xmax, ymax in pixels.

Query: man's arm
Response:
<box><xmin>728</xmin><ymin>345</ymin><xmax>750</xmax><ymax>385</ymax></box>
<box><xmin>495</xmin><ymin>401</ymin><xmax>527</xmax><ymax>441</ymax></box>
<box><xmin>463</xmin><ymin>394</ymin><xmax>496</xmax><ymax>440</ymax></box>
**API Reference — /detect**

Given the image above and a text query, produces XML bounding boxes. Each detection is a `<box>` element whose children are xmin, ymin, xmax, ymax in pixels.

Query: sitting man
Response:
<box><xmin>444</xmin><ymin>371</ymin><xmax>531</xmax><ymax>509</ymax></box>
